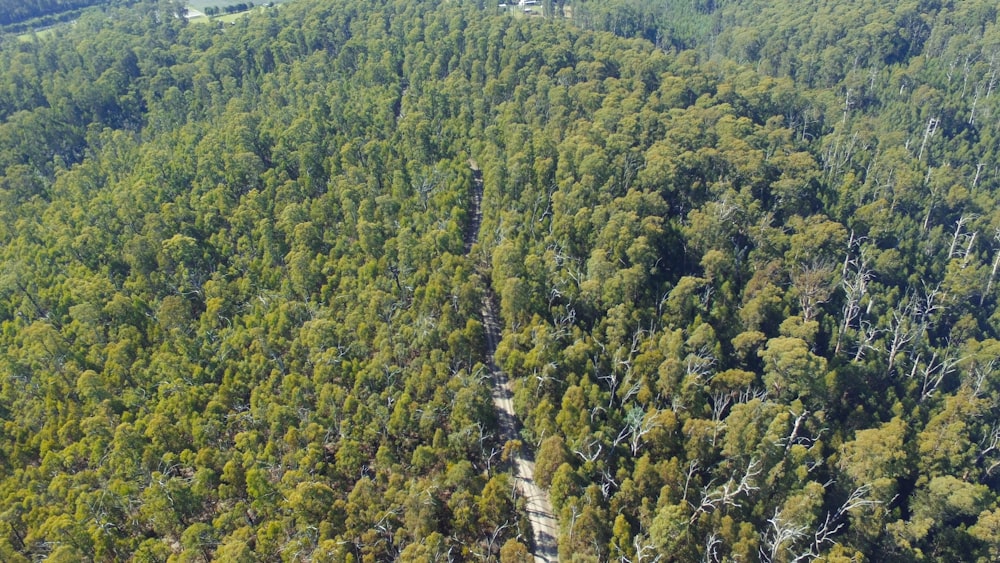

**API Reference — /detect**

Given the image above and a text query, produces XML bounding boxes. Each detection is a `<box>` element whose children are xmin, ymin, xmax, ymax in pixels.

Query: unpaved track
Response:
<box><xmin>466</xmin><ymin>162</ymin><xmax>559</xmax><ymax>562</ymax></box>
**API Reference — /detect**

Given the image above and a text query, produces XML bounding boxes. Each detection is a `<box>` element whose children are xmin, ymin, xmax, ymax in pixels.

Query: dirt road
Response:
<box><xmin>466</xmin><ymin>162</ymin><xmax>559</xmax><ymax>562</ymax></box>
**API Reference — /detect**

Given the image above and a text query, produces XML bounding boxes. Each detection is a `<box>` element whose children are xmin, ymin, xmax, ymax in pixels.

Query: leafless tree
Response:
<box><xmin>599</xmin><ymin>328</ymin><xmax>645</xmax><ymax>409</ymax></box>
<box><xmin>947</xmin><ymin>214</ymin><xmax>976</xmax><ymax>260</ymax></box>
<box><xmin>968</xmin><ymin>358</ymin><xmax>997</xmax><ymax>397</ymax></box>
<box><xmin>761</xmin><ymin>484</ymin><xmax>882</xmax><ymax>562</ymax></box>
<box><xmin>689</xmin><ymin>458</ymin><xmax>761</xmax><ymax>524</ymax></box>
<box><xmin>704</xmin><ymin>532</ymin><xmax>722</xmax><ymax>563</ymax></box>
<box><xmin>472</xmin><ymin>520</ymin><xmax>511</xmax><ymax>560</ymax></box>
<box><xmin>981</xmin><ymin>228</ymin><xmax>1000</xmax><ymax>305</ymax></box>
<box><xmin>682</xmin><ymin>459</ymin><xmax>700</xmax><ymax>504</ymax></box>
<box><xmin>760</xmin><ymin>507</ymin><xmax>809</xmax><ymax>563</ymax></box>
<box><xmin>790</xmin><ymin>260</ymin><xmax>837</xmax><ymax>323</ymax></box>
<box><xmin>771</xmin><ymin>409</ymin><xmax>811</xmax><ymax>453</ymax></box>
<box><xmin>738</xmin><ymin>386</ymin><xmax>769</xmax><ymax>404</ymax></box>
<box><xmin>852</xmin><ymin>320</ymin><xmax>880</xmax><ymax>362</ymax></box>
<box><xmin>624</xmin><ymin>408</ymin><xmax>661</xmax><ymax>455</ymax></box>
<box><xmin>885</xmin><ymin>302</ymin><xmax>917</xmax><ymax>377</ymax></box>
<box><xmin>709</xmin><ymin>389</ymin><xmax>732</xmax><ymax>446</ymax></box>
<box><xmin>914</xmin><ymin>350</ymin><xmax>962</xmax><ymax>402</ymax></box>
<box><xmin>914</xmin><ymin>282</ymin><xmax>944</xmax><ymax>332</ymax></box>
<box><xmin>969</xmin><ymin>82</ymin><xmax>982</xmax><ymax>125</ymax></box>
<box><xmin>573</xmin><ymin>438</ymin><xmax>603</xmax><ymax>463</ymax></box>
<box><xmin>836</xmin><ymin>235</ymin><xmax>873</xmax><ymax>355</ymax></box>
<box><xmin>918</xmin><ymin>116</ymin><xmax>939</xmax><ymax>160</ymax></box>
<box><xmin>979</xmin><ymin>423</ymin><xmax>1000</xmax><ymax>475</ymax></box>
<box><xmin>630</xmin><ymin>534</ymin><xmax>664</xmax><ymax>563</ymax></box>
<box><xmin>599</xmin><ymin>466</ymin><xmax>619</xmax><ymax>500</ymax></box>
<box><xmin>685</xmin><ymin>346</ymin><xmax>717</xmax><ymax>380</ymax></box>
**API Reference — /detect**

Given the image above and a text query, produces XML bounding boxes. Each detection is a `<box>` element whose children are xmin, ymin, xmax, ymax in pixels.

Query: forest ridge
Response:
<box><xmin>1</xmin><ymin>0</ymin><xmax>1000</xmax><ymax>561</ymax></box>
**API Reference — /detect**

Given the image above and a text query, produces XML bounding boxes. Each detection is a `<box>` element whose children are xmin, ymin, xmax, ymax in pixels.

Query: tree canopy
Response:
<box><xmin>0</xmin><ymin>0</ymin><xmax>999</xmax><ymax>560</ymax></box>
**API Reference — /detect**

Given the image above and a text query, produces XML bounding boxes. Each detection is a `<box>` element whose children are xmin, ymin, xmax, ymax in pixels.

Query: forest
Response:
<box><xmin>1</xmin><ymin>0</ymin><xmax>1000</xmax><ymax>561</ymax></box>
<box><xmin>0</xmin><ymin>0</ymin><xmax>123</xmax><ymax>32</ymax></box>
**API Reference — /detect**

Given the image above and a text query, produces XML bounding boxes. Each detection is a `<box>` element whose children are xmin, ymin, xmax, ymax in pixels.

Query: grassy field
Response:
<box><xmin>213</xmin><ymin>11</ymin><xmax>256</xmax><ymax>23</ymax></box>
<box><xmin>17</xmin><ymin>26</ymin><xmax>59</xmax><ymax>42</ymax></box>
<box><xmin>187</xmin><ymin>0</ymin><xmax>251</xmax><ymax>12</ymax></box>
<box><xmin>186</xmin><ymin>1</ymin><xmax>292</xmax><ymax>25</ymax></box>
<box><xmin>187</xmin><ymin>0</ymin><xmax>292</xmax><ymax>13</ymax></box>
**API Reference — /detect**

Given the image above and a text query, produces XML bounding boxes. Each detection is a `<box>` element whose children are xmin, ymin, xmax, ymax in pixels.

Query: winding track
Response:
<box><xmin>465</xmin><ymin>162</ymin><xmax>559</xmax><ymax>562</ymax></box>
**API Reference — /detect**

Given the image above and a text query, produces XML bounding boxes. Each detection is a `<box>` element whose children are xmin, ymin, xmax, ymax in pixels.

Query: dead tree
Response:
<box><xmin>980</xmin><ymin>228</ymin><xmax>1000</xmax><ymax>306</ymax></box>
<box><xmin>852</xmin><ymin>320</ymin><xmax>879</xmax><ymax>362</ymax></box>
<box><xmin>968</xmin><ymin>358</ymin><xmax>996</xmax><ymax>397</ymax></box>
<box><xmin>709</xmin><ymin>389</ymin><xmax>733</xmax><ymax>447</ymax></box>
<box><xmin>978</xmin><ymin>423</ymin><xmax>1000</xmax><ymax>475</ymax></box>
<box><xmin>918</xmin><ymin>117</ymin><xmax>939</xmax><ymax>160</ymax></box>
<box><xmin>631</xmin><ymin>534</ymin><xmax>663</xmax><ymax>563</ymax></box>
<box><xmin>689</xmin><ymin>458</ymin><xmax>761</xmax><ymax>524</ymax></box>
<box><xmin>835</xmin><ymin>236</ymin><xmax>873</xmax><ymax>355</ymax></box>
<box><xmin>947</xmin><ymin>215</ymin><xmax>976</xmax><ymax>260</ymax></box>
<box><xmin>885</xmin><ymin>301</ymin><xmax>917</xmax><ymax>377</ymax></box>
<box><xmin>760</xmin><ymin>508</ymin><xmax>808</xmax><ymax>563</ymax></box>
<box><xmin>791</xmin><ymin>260</ymin><xmax>837</xmax><ymax>324</ymax></box>
<box><xmin>914</xmin><ymin>350</ymin><xmax>962</xmax><ymax>402</ymax></box>
<box><xmin>760</xmin><ymin>484</ymin><xmax>882</xmax><ymax>562</ymax></box>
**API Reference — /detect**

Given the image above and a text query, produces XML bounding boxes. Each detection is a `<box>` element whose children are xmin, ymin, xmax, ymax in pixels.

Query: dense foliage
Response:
<box><xmin>1</xmin><ymin>0</ymin><xmax>1000</xmax><ymax>561</ymax></box>
<box><xmin>0</xmin><ymin>0</ymin><xmax>124</xmax><ymax>32</ymax></box>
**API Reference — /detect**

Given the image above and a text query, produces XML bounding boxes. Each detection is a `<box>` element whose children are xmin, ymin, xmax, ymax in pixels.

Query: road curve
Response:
<box><xmin>466</xmin><ymin>161</ymin><xmax>559</xmax><ymax>562</ymax></box>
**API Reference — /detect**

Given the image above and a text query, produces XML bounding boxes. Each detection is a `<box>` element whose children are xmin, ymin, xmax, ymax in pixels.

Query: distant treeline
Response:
<box><xmin>0</xmin><ymin>0</ymin><xmax>112</xmax><ymax>27</ymax></box>
<box><xmin>202</xmin><ymin>2</ymin><xmax>257</xmax><ymax>16</ymax></box>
